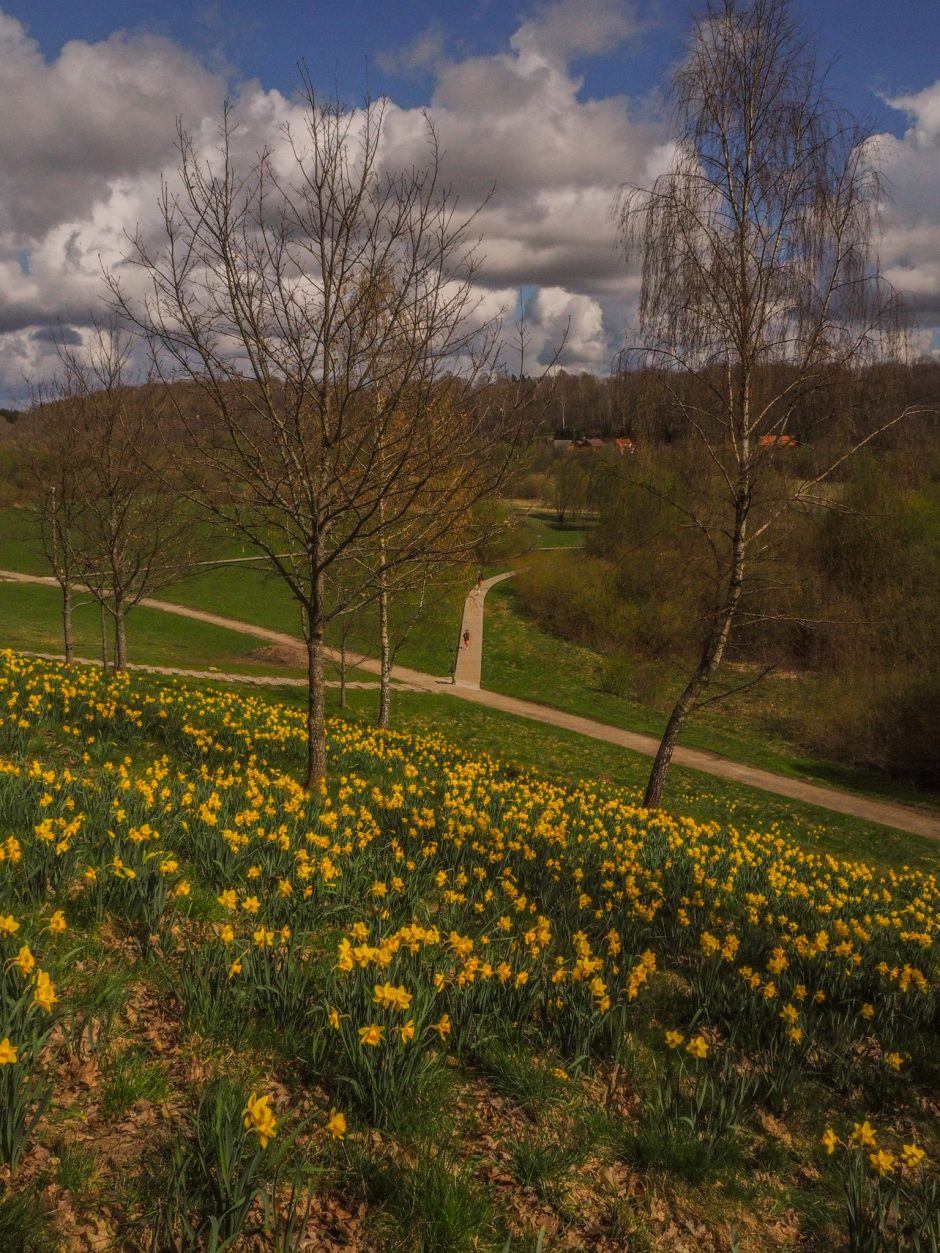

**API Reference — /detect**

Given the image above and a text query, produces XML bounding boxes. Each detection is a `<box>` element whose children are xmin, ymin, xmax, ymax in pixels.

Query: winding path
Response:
<box><xmin>2</xmin><ymin>567</ymin><xmax>939</xmax><ymax>842</ymax></box>
<box><xmin>452</xmin><ymin>572</ymin><xmax>514</xmax><ymax>689</ymax></box>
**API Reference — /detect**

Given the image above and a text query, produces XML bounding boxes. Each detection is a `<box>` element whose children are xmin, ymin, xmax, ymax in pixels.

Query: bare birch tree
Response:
<box><xmin>111</xmin><ymin>86</ymin><xmax>531</xmax><ymax>787</ymax></box>
<box><xmin>617</xmin><ymin>0</ymin><xmax>930</xmax><ymax>808</ymax></box>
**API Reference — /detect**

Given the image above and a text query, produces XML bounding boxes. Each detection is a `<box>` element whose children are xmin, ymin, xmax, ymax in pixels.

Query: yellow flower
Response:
<box><xmin>174</xmin><ymin>880</ymin><xmax>191</xmax><ymax>898</ymax></box>
<box><xmin>33</xmin><ymin>970</ymin><xmax>58</xmax><ymax>1013</ymax></box>
<box><xmin>551</xmin><ymin>1067</ymin><xmax>569</xmax><ymax>1082</ymax></box>
<box><xmin>227</xmin><ymin>959</ymin><xmax>243</xmax><ymax>979</ymax></box>
<box><xmin>13</xmin><ymin>944</ymin><xmax>34</xmax><ymax>976</ymax></box>
<box><xmin>0</xmin><ymin>1038</ymin><xmax>18</xmax><ymax>1065</ymax></box>
<box><xmin>243</xmin><ymin>1092</ymin><xmax>277</xmax><ymax>1148</ymax></box>
<box><xmin>328</xmin><ymin>1008</ymin><xmax>342</xmax><ymax>1030</ymax></box>
<box><xmin>0</xmin><ymin>914</ymin><xmax>19</xmax><ymax>936</ymax></box>
<box><xmin>901</xmin><ymin>1143</ymin><xmax>925</xmax><ymax>1169</ymax></box>
<box><xmin>664</xmin><ymin>1030</ymin><xmax>684</xmax><ymax>1049</ymax></box>
<box><xmin>859</xmin><ymin>1003</ymin><xmax>875</xmax><ymax>1020</ymax></box>
<box><xmin>686</xmin><ymin>1035</ymin><xmax>708</xmax><ymax>1060</ymax></box>
<box><xmin>358</xmin><ymin>1024</ymin><xmax>384</xmax><ymax>1047</ymax></box>
<box><xmin>786</xmin><ymin>1026</ymin><xmax>803</xmax><ymax>1044</ymax></box>
<box><xmin>242</xmin><ymin>896</ymin><xmax>260</xmax><ymax>913</ymax></box>
<box><xmin>326</xmin><ymin>1108</ymin><xmax>346</xmax><ymax>1140</ymax></box>
<box><xmin>373</xmin><ymin>982</ymin><xmax>412</xmax><ymax>1012</ymax></box>
<box><xmin>370</xmin><ymin>881</ymin><xmax>387</xmax><ymax>898</ymax></box>
<box><xmin>217</xmin><ymin>889</ymin><xmax>237</xmax><ymax>910</ymax></box>
<box><xmin>850</xmin><ymin>1120</ymin><xmax>877</xmax><ymax>1148</ymax></box>
<box><xmin>400</xmin><ymin>1018</ymin><xmax>416</xmax><ymax>1044</ymax></box>
<box><xmin>429</xmin><ymin>1014</ymin><xmax>451</xmax><ymax>1041</ymax></box>
<box><xmin>869</xmin><ymin>1149</ymin><xmax>895</xmax><ymax>1177</ymax></box>
<box><xmin>821</xmin><ymin>1128</ymin><xmax>839</xmax><ymax>1155</ymax></box>
<box><xmin>883</xmin><ymin>1052</ymin><xmax>903</xmax><ymax>1071</ymax></box>
<box><xmin>219</xmin><ymin>924</ymin><xmax>235</xmax><ymax>944</ymax></box>
<box><xmin>48</xmin><ymin>910</ymin><xmax>67</xmax><ymax>934</ymax></box>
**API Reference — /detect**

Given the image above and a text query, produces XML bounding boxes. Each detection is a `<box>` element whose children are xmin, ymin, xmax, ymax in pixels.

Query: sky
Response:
<box><xmin>0</xmin><ymin>0</ymin><xmax>938</xmax><ymax>405</ymax></box>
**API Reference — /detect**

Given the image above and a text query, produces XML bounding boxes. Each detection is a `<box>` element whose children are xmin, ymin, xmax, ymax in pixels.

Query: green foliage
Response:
<box><xmin>156</xmin><ymin>1078</ymin><xmax>292</xmax><ymax>1252</ymax></box>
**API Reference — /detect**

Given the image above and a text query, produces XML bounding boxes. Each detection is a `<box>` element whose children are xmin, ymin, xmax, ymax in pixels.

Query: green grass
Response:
<box><xmin>3</xmin><ymin>501</ymin><xmax>938</xmax><ymax>847</ymax></box>
<box><xmin>0</xmin><ymin>580</ymin><xmax>309</xmax><ymax>676</ymax></box>
<box><xmin>481</xmin><ymin>573</ymin><xmax>940</xmax><ymax>816</ymax></box>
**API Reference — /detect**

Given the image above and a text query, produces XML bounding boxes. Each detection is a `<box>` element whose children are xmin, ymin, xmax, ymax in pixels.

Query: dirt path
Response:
<box><xmin>3</xmin><ymin>568</ymin><xmax>938</xmax><ymax>841</ymax></box>
<box><xmin>452</xmin><ymin>572</ymin><xmax>514</xmax><ymax>689</ymax></box>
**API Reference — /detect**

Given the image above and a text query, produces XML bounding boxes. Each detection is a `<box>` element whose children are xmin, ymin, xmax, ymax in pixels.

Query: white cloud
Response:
<box><xmin>1</xmin><ymin>5</ymin><xmax>938</xmax><ymax>403</ymax></box>
<box><xmin>877</xmin><ymin>81</ymin><xmax>940</xmax><ymax>329</ymax></box>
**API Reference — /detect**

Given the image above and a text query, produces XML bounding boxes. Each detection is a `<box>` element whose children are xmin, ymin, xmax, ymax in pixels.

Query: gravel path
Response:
<box><xmin>3</xmin><ymin>568</ymin><xmax>938</xmax><ymax>841</ymax></box>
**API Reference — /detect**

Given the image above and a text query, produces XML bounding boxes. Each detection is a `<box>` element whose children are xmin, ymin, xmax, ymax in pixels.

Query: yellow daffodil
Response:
<box><xmin>243</xmin><ymin>1092</ymin><xmax>277</xmax><ymax>1148</ymax></box>
<box><xmin>850</xmin><ymin>1120</ymin><xmax>877</xmax><ymax>1148</ymax></box>
<box><xmin>326</xmin><ymin>1108</ymin><xmax>346</xmax><ymax>1140</ymax></box>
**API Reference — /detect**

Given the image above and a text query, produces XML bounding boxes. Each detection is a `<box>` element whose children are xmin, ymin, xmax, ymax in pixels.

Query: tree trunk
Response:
<box><xmin>643</xmin><ymin>479</ymin><xmax>750</xmax><ymax>808</ymax></box>
<box><xmin>114</xmin><ymin>599</ymin><xmax>127</xmax><ymax>672</ymax></box>
<box><xmin>339</xmin><ymin>639</ymin><xmax>347</xmax><ymax>710</ymax></box>
<box><xmin>61</xmin><ymin>582</ymin><xmax>74</xmax><ymax>666</ymax></box>
<box><xmin>305</xmin><ymin>624</ymin><xmax>328</xmax><ymax>791</ymax></box>
<box><xmin>100</xmin><ymin>601</ymin><xmax>109</xmax><ymax>676</ymax></box>
<box><xmin>377</xmin><ymin>578</ymin><xmax>392</xmax><ymax>729</ymax></box>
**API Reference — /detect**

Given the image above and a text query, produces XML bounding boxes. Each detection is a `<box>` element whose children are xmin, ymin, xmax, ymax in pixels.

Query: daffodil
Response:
<box><xmin>326</xmin><ymin>1108</ymin><xmax>346</xmax><ymax>1140</ymax></box>
<box><xmin>901</xmin><ymin>1143</ymin><xmax>925</xmax><ymax>1169</ymax></box>
<box><xmin>850</xmin><ymin>1120</ymin><xmax>877</xmax><ymax>1148</ymax></box>
<box><xmin>243</xmin><ymin>1092</ymin><xmax>277</xmax><ymax>1148</ymax></box>
<box><xmin>869</xmin><ymin>1149</ymin><xmax>895</xmax><ymax>1177</ymax></box>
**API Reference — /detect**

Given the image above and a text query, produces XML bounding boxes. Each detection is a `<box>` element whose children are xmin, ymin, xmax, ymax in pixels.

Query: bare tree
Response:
<box><xmin>23</xmin><ymin>388</ymin><xmax>90</xmax><ymax>665</ymax></box>
<box><xmin>617</xmin><ymin>0</ymin><xmax>931</xmax><ymax>808</ymax></box>
<box><xmin>111</xmin><ymin>86</ymin><xmax>532</xmax><ymax>787</ymax></box>
<box><xmin>43</xmin><ymin>328</ymin><xmax>197</xmax><ymax>671</ymax></box>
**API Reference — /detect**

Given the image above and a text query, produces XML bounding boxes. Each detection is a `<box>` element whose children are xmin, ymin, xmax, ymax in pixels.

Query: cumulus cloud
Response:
<box><xmin>877</xmin><ymin>81</ymin><xmax>940</xmax><ymax>332</ymax></box>
<box><xmin>375</xmin><ymin>24</ymin><xmax>446</xmax><ymax>79</ymax></box>
<box><xmin>0</xmin><ymin>2</ymin><xmax>664</xmax><ymax>402</ymax></box>
<box><xmin>1</xmin><ymin>3</ymin><xmax>938</xmax><ymax>403</ymax></box>
<box><xmin>0</xmin><ymin>11</ymin><xmax>227</xmax><ymax>397</ymax></box>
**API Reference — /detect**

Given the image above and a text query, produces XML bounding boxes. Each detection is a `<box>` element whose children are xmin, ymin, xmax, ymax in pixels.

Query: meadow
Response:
<box><xmin>0</xmin><ymin>650</ymin><xmax>937</xmax><ymax>1250</ymax></box>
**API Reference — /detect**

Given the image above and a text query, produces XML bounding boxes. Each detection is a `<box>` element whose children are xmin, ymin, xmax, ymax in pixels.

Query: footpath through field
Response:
<box><xmin>2</xmin><ymin>567</ymin><xmax>938</xmax><ymax>842</ymax></box>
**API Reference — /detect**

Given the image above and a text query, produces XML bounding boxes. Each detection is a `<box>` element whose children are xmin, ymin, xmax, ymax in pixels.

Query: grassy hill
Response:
<box><xmin>0</xmin><ymin>652</ymin><xmax>937</xmax><ymax>1249</ymax></box>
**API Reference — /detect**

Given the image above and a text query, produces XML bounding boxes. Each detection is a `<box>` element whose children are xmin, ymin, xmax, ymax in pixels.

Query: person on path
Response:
<box><xmin>463</xmin><ymin>629</ymin><xmax>471</xmax><ymax>648</ymax></box>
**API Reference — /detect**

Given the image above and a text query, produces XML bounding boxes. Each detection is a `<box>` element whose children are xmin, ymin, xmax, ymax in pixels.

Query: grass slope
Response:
<box><xmin>0</xmin><ymin>653</ymin><xmax>937</xmax><ymax>1251</ymax></box>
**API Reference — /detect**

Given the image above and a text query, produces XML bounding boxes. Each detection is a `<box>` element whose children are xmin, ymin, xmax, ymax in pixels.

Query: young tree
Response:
<box><xmin>112</xmin><ymin>87</ymin><xmax>531</xmax><ymax>787</ymax></box>
<box><xmin>617</xmin><ymin>0</ymin><xmax>930</xmax><ymax>808</ymax></box>
<box><xmin>23</xmin><ymin>393</ymin><xmax>90</xmax><ymax>665</ymax></box>
<box><xmin>42</xmin><ymin>328</ymin><xmax>196</xmax><ymax>671</ymax></box>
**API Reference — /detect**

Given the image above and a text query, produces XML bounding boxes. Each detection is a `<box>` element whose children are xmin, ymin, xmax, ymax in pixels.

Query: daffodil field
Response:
<box><xmin>0</xmin><ymin>649</ymin><xmax>938</xmax><ymax>1250</ymax></box>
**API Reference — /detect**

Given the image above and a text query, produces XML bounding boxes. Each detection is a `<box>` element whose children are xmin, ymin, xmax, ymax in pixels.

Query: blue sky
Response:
<box><xmin>4</xmin><ymin>0</ymin><xmax>935</xmax><ymax>128</ymax></box>
<box><xmin>0</xmin><ymin>1</ymin><xmax>937</xmax><ymax>403</ymax></box>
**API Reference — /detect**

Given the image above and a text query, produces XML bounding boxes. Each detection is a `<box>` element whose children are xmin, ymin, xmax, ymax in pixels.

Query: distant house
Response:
<box><xmin>758</xmin><ymin>433</ymin><xmax>798</xmax><ymax>448</ymax></box>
